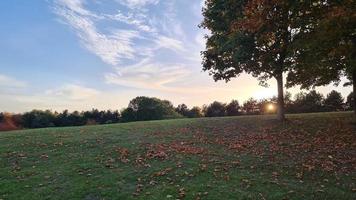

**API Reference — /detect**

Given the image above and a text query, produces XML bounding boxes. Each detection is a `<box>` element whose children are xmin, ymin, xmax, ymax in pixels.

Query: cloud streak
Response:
<box><xmin>105</xmin><ymin>58</ymin><xmax>190</xmax><ymax>90</ymax></box>
<box><xmin>53</xmin><ymin>0</ymin><xmax>193</xmax><ymax>91</ymax></box>
<box><xmin>54</xmin><ymin>0</ymin><xmax>141</xmax><ymax>66</ymax></box>
<box><xmin>45</xmin><ymin>84</ymin><xmax>100</xmax><ymax>101</ymax></box>
<box><xmin>50</xmin><ymin>1</ymin><xmax>244</xmax><ymax>108</ymax></box>
<box><xmin>155</xmin><ymin>36</ymin><xmax>186</xmax><ymax>52</ymax></box>
<box><xmin>53</xmin><ymin>0</ymin><xmax>188</xmax><ymax>65</ymax></box>
<box><xmin>118</xmin><ymin>0</ymin><xmax>160</xmax><ymax>9</ymax></box>
<box><xmin>0</xmin><ymin>74</ymin><xmax>27</xmax><ymax>88</ymax></box>
<box><xmin>104</xmin><ymin>11</ymin><xmax>156</xmax><ymax>33</ymax></box>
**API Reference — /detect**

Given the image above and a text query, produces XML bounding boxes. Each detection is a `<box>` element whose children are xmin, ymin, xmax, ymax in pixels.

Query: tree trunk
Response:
<box><xmin>351</xmin><ymin>37</ymin><xmax>356</xmax><ymax>115</ymax></box>
<box><xmin>276</xmin><ymin>74</ymin><xmax>286</xmax><ymax>121</ymax></box>
<box><xmin>353</xmin><ymin>69</ymin><xmax>356</xmax><ymax>115</ymax></box>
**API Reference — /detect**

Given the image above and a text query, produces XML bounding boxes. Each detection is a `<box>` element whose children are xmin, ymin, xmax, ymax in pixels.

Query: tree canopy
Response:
<box><xmin>226</xmin><ymin>100</ymin><xmax>241</xmax><ymax>116</ymax></box>
<box><xmin>286</xmin><ymin>0</ymin><xmax>356</xmax><ymax>113</ymax></box>
<box><xmin>205</xmin><ymin>101</ymin><xmax>226</xmax><ymax>117</ymax></box>
<box><xmin>122</xmin><ymin>96</ymin><xmax>179</xmax><ymax>122</ymax></box>
<box><xmin>324</xmin><ymin>90</ymin><xmax>344</xmax><ymax>111</ymax></box>
<box><xmin>292</xmin><ymin>91</ymin><xmax>325</xmax><ymax>113</ymax></box>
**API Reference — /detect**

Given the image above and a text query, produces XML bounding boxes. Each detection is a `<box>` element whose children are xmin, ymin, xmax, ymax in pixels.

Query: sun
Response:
<box><xmin>267</xmin><ymin>104</ymin><xmax>275</xmax><ymax>111</ymax></box>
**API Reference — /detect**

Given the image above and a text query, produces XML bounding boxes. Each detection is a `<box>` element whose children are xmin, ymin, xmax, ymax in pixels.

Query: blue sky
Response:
<box><xmin>0</xmin><ymin>0</ymin><xmax>352</xmax><ymax>112</ymax></box>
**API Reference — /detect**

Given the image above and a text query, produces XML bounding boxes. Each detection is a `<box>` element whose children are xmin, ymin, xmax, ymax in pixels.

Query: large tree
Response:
<box><xmin>201</xmin><ymin>0</ymin><xmax>303</xmax><ymax>121</ymax></box>
<box><xmin>287</xmin><ymin>0</ymin><xmax>356</xmax><ymax>113</ymax></box>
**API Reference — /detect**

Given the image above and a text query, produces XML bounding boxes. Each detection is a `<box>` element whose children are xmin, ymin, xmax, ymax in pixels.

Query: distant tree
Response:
<box><xmin>82</xmin><ymin>109</ymin><xmax>120</xmax><ymax>124</ymax></box>
<box><xmin>287</xmin><ymin>93</ymin><xmax>305</xmax><ymax>113</ymax></box>
<box><xmin>305</xmin><ymin>91</ymin><xmax>324</xmax><ymax>109</ymax></box>
<box><xmin>55</xmin><ymin>110</ymin><xmax>67</xmax><ymax>127</ymax></box>
<box><xmin>0</xmin><ymin>113</ymin><xmax>22</xmax><ymax>131</ymax></box>
<box><xmin>83</xmin><ymin>109</ymin><xmax>100</xmax><ymax>123</ymax></box>
<box><xmin>67</xmin><ymin>111</ymin><xmax>86</xmax><ymax>126</ymax></box>
<box><xmin>346</xmin><ymin>92</ymin><xmax>354</xmax><ymax>110</ymax></box>
<box><xmin>54</xmin><ymin>110</ymin><xmax>85</xmax><ymax>127</ymax></box>
<box><xmin>124</xmin><ymin>96</ymin><xmax>179</xmax><ymax>121</ymax></box>
<box><xmin>187</xmin><ymin>107</ymin><xmax>203</xmax><ymax>118</ymax></box>
<box><xmin>1</xmin><ymin>108</ymin><xmax>120</xmax><ymax>130</ymax></box>
<box><xmin>293</xmin><ymin>91</ymin><xmax>325</xmax><ymax>113</ymax></box>
<box><xmin>12</xmin><ymin>114</ymin><xmax>23</xmax><ymax>127</ymax></box>
<box><xmin>201</xmin><ymin>0</ymin><xmax>309</xmax><ymax>121</ymax></box>
<box><xmin>201</xmin><ymin>105</ymin><xmax>208</xmax><ymax>117</ymax></box>
<box><xmin>205</xmin><ymin>101</ymin><xmax>226</xmax><ymax>117</ymax></box>
<box><xmin>242</xmin><ymin>98</ymin><xmax>259</xmax><ymax>115</ymax></box>
<box><xmin>121</xmin><ymin>107</ymin><xmax>137</xmax><ymax>122</ymax></box>
<box><xmin>22</xmin><ymin>110</ymin><xmax>56</xmax><ymax>128</ymax></box>
<box><xmin>324</xmin><ymin>90</ymin><xmax>344</xmax><ymax>111</ymax></box>
<box><xmin>226</xmin><ymin>100</ymin><xmax>240</xmax><ymax>116</ymax></box>
<box><xmin>104</xmin><ymin>110</ymin><xmax>120</xmax><ymax>124</ymax></box>
<box><xmin>175</xmin><ymin>104</ymin><xmax>190</xmax><ymax>117</ymax></box>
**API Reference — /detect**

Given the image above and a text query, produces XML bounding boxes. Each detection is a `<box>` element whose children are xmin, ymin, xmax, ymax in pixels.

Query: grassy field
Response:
<box><xmin>0</xmin><ymin>112</ymin><xmax>355</xmax><ymax>200</ymax></box>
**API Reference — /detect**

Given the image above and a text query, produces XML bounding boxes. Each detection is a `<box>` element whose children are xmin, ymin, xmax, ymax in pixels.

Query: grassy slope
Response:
<box><xmin>0</xmin><ymin>112</ymin><xmax>355</xmax><ymax>200</ymax></box>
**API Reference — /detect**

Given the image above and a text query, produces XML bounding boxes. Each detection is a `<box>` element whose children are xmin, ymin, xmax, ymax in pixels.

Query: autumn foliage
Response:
<box><xmin>0</xmin><ymin>113</ymin><xmax>21</xmax><ymax>131</ymax></box>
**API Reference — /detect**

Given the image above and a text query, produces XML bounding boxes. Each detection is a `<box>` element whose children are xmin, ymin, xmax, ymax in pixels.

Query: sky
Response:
<box><xmin>0</xmin><ymin>0</ymin><xmax>352</xmax><ymax>113</ymax></box>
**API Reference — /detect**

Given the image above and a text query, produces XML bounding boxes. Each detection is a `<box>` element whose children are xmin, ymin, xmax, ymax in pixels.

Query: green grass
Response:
<box><xmin>1</xmin><ymin>112</ymin><xmax>355</xmax><ymax>200</ymax></box>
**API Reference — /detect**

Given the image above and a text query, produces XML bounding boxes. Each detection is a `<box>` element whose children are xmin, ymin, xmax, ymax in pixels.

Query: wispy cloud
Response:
<box><xmin>53</xmin><ymin>0</ymin><xmax>188</xmax><ymax>66</ymax></box>
<box><xmin>54</xmin><ymin>0</ymin><xmax>140</xmax><ymax>65</ymax></box>
<box><xmin>45</xmin><ymin>84</ymin><xmax>99</xmax><ymax>101</ymax></box>
<box><xmin>0</xmin><ymin>74</ymin><xmax>27</xmax><ymax>88</ymax></box>
<box><xmin>51</xmin><ymin>0</ymin><xmax>220</xmax><ymax>98</ymax></box>
<box><xmin>55</xmin><ymin>0</ymin><xmax>99</xmax><ymax>18</ymax></box>
<box><xmin>105</xmin><ymin>58</ymin><xmax>190</xmax><ymax>90</ymax></box>
<box><xmin>155</xmin><ymin>36</ymin><xmax>185</xmax><ymax>52</ymax></box>
<box><xmin>104</xmin><ymin>11</ymin><xmax>156</xmax><ymax>33</ymax></box>
<box><xmin>118</xmin><ymin>0</ymin><xmax>160</xmax><ymax>9</ymax></box>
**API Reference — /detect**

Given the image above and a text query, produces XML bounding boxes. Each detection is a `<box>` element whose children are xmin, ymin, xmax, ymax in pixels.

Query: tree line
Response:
<box><xmin>0</xmin><ymin>109</ymin><xmax>120</xmax><ymax>131</ymax></box>
<box><xmin>0</xmin><ymin>90</ymin><xmax>353</xmax><ymax>131</ymax></box>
